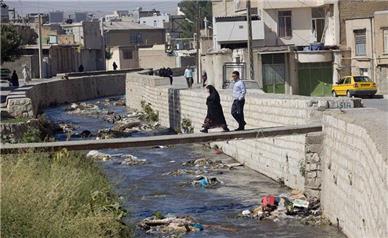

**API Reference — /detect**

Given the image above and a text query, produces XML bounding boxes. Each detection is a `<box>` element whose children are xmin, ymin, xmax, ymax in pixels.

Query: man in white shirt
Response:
<box><xmin>184</xmin><ymin>66</ymin><xmax>193</xmax><ymax>88</ymax></box>
<box><xmin>231</xmin><ymin>71</ymin><xmax>246</xmax><ymax>131</ymax></box>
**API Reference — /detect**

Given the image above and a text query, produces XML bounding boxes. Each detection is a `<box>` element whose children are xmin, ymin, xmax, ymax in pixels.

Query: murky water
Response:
<box><xmin>44</xmin><ymin>97</ymin><xmax>345</xmax><ymax>238</ymax></box>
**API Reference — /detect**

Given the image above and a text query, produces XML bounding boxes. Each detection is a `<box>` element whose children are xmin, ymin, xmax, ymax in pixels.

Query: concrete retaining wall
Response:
<box><xmin>321</xmin><ymin>109</ymin><xmax>388</xmax><ymax>238</ymax></box>
<box><xmin>6</xmin><ymin>70</ymin><xmax>142</xmax><ymax>117</ymax></box>
<box><xmin>126</xmin><ymin>71</ymin><xmax>361</xmax><ymax>193</ymax></box>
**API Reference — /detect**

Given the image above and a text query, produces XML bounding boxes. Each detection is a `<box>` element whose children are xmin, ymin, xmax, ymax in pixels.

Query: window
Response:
<box><xmin>344</xmin><ymin>77</ymin><xmax>351</xmax><ymax>84</ymax></box>
<box><xmin>354</xmin><ymin>76</ymin><xmax>371</xmax><ymax>82</ymax></box>
<box><xmin>354</xmin><ymin>29</ymin><xmax>366</xmax><ymax>56</ymax></box>
<box><xmin>312</xmin><ymin>8</ymin><xmax>325</xmax><ymax>42</ymax></box>
<box><xmin>359</xmin><ymin>68</ymin><xmax>368</xmax><ymax>76</ymax></box>
<box><xmin>278</xmin><ymin>11</ymin><xmax>292</xmax><ymax>38</ymax></box>
<box><xmin>384</xmin><ymin>30</ymin><xmax>388</xmax><ymax>54</ymax></box>
<box><xmin>122</xmin><ymin>49</ymin><xmax>132</xmax><ymax>59</ymax></box>
<box><xmin>153</xmin><ymin>20</ymin><xmax>157</xmax><ymax>27</ymax></box>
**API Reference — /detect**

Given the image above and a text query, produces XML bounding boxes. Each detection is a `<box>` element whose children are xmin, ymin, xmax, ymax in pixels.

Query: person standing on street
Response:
<box><xmin>10</xmin><ymin>70</ymin><xmax>19</xmax><ymax>87</ymax></box>
<box><xmin>166</xmin><ymin>67</ymin><xmax>173</xmax><ymax>85</ymax></box>
<box><xmin>113</xmin><ymin>62</ymin><xmax>118</xmax><ymax>71</ymax></box>
<box><xmin>184</xmin><ymin>66</ymin><xmax>193</xmax><ymax>88</ymax></box>
<box><xmin>231</xmin><ymin>71</ymin><xmax>246</xmax><ymax>131</ymax></box>
<box><xmin>78</xmin><ymin>64</ymin><xmax>84</xmax><ymax>72</ymax></box>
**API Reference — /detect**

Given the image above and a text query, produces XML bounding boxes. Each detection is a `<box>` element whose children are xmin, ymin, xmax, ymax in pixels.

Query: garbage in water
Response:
<box><xmin>138</xmin><ymin>212</ymin><xmax>203</xmax><ymax>235</ymax></box>
<box><xmin>183</xmin><ymin>158</ymin><xmax>243</xmax><ymax>171</ymax></box>
<box><xmin>192</xmin><ymin>176</ymin><xmax>223</xmax><ymax>188</ymax></box>
<box><xmin>162</xmin><ymin>169</ymin><xmax>198</xmax><ymax>176</ymax></box>
<box><xmin>86</xmin><ymin>150</ymin><xmax>111</xmax><ymax>161</ymax></box>
<box><xmin>240</xmin><ymin>190</ymin><xmax>325</xmax><ymax>225</ymax></box>
<box><xmin>120</xmin><ymin>154</ymin><xmax>147</xmax><ymax>166</ymax></box>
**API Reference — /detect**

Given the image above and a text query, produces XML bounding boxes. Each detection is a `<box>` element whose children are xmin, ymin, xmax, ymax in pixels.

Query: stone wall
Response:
<box><xmin>126</xmin><ymin>71</ymin><xmax>361</xmax><ymax>193</ymax></box>
<box><xmin>321</xmin><ymin>109</ymin><xmax>387</xmax><ymax>238</ymax></box>
<box><xmin>6</xmin><ymin>70</ymin><xmax>142</xmax><ymax>117</ymax></box>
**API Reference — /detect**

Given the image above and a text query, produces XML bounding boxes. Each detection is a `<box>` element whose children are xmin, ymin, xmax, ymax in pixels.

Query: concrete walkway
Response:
<box><xmin>1</xmin><ymin>123</ymin><xmax>322</xmax><ymax>153</ymax></box>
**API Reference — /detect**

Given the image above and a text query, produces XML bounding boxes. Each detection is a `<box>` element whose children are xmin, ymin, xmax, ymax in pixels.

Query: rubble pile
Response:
<box><xmin>182</xmin><ymin>158</ymin><xmax>243</xmax><ymax>170</ymax></box>
<box><xmin>120</xmin><ymin>154</ymin><xmax>147</xmax><ymax>166</ymax></box>
<box><xmin>138</xmin><ymin>213</ymin><xmax>203</xmax><ymax>235</ymax></box>
<box><xmin>65</xmin><ymin>102</ymin><xmax>104</xmax><ymax>116</ymax></box>
<box><xmin>241</xmin><ymin>190</ymin><xmax>326</xmax><ymax>225</ymax></box>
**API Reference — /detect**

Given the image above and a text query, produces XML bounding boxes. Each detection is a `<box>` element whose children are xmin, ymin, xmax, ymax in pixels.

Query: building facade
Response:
<box><xmin>207</xmin><ymin>0</ymin><xmax>388</xmax><ymax>96</ymax></box>
<box><xmin>345</xmin><ymin>10</ymin><xmax>388</xmax><ymax>94</ymax></box>
<box><xmin>103</xmin><ymin>21</ymin><xmax>165</xmax><ymax>70</ymax></box>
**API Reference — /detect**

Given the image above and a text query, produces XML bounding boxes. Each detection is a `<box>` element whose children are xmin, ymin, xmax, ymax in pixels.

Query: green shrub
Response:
<box><xmin>181</xmin><ymin>118</ymin><xmax>194</xmax><ymax>134</ymax></box>
<box><xmin>1</xmin><ymin>150</ymin><xmax>132</xmax><ymax>237</ymax></box>
<box><xmin>139</xmin><ymin>100</ymin><xmax>159</xmax><ymax>123</ymax></box>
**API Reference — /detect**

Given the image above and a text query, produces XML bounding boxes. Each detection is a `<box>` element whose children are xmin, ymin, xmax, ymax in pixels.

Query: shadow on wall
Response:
<box><xmin>168</xmin><ymin>88</ymin><xmax>181</xmax><ymax>131</ymax></box>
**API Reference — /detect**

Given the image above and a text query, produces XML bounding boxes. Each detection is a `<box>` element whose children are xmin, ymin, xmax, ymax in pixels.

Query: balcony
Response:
<box><xmin>214</xmin><ymin>15</ymin><xmax>264</xmax><ymax>43</ymax></box>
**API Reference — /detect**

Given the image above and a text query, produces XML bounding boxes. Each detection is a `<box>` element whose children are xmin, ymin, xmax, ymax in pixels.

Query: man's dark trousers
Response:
<box><xmin>231</xmin><ymin>99</ymin><xmax>246</xmax><ymax>129</ymax></box>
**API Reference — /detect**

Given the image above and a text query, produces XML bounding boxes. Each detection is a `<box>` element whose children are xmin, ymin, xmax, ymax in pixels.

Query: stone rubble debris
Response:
<box><xmin>240</xmin><ymin>190</ymin><xmax>325</xmax><ymax>225</ymax></box>
<box><xmin>138</xmin><ymin>213</ymin><xmax>203</xmax><ymax>235</ymax></box>
<box><xmin>183</xmin><ymin>158</ymin><xmax>243</xmax><ymax>170</ymax></box>
<box><xmin>86</xmin><ymin>150</ymin><xmax>111</xmax><ymax>161</ymax></box>
<box><xmin>162</xmin><ymin>169</ymin><xmax>199</xmax><ymax>176</ymax></box>
<box><xmin>120</xmin><ymin>154</ymin><xmax>147</xmax><ymax>166</ymax></box>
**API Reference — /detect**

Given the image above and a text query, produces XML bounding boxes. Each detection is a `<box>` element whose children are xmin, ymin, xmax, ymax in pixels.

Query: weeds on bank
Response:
<box><xmin>139</xmin><ymin>100</ymin><xmax>159</xmax><ymax>123</ymax></box>
<box><xmin>1</xmin><ymin>149</ymin><xmax>132</xmax><ymax>238</ymax></box>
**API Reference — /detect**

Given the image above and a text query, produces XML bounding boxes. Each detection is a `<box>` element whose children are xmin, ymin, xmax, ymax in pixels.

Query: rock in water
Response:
<box><xmin>86</xmin><ymin>150</ymin><xmax>111</xmax><ymax>161</ymax></box>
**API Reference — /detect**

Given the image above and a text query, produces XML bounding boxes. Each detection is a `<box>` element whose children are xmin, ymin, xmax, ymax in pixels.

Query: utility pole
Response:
<box><xmin>38</xmin><ymin>14</ymin><xmax>43</xmax><ymax>79</ymax></box>
<box><xmin>196</xmin><ymin>0</ymin><xmax>200</xmax><ymax>84</ymax></box>
<box><xmin>246</xmin><ymin>0</ymin><xmax>254</xmax><ymax>81</ymax></box>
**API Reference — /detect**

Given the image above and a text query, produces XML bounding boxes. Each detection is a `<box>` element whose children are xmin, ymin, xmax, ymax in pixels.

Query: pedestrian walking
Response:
<box><xmin>78</xmin><ymin>64</ymin><xmax>84</xmax><ymax>72</ymax></box>
<box><xmin>22</xmin><ymin>65</ymin><xmax>31</xmax><ymax>84</ymax></box>
<box><xmin>202</xmin><ymin>71</ymin><xmax>207</xmax><ymax>87</ymax></box>
<box><xmin>10</xmin><ymin>70</ymin><xmax>19</xmax><ymax>87</ymax></box>
<box><xmin>184</xmin><ymin>66</ymin><xmax>193</xmax><ymax>88</ymax></box>
<box><xmin>231</xmin><ymin>71</ymin><xmax>246</xmax><ymax>131</ymax></box>
<box><xmin>113</xmin><ymin>62</ymin><xmax>118</xmax><ymax>71</ymax></box>
<box><xmin>200</xmin><ymin>85</ymin><xmax>230</xmax><ymax>133</ymax></box>
<box><xmin>167</xmin><ymin>67</ymin><xmax>173</xmax><ymax>85</ymax></box>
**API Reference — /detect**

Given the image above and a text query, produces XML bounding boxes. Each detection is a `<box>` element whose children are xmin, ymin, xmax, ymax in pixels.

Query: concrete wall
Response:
<box><xmin>1</xmin><ymin>55</ymin><xmax>40</xmax><ymax>80</ymax></box>
<box><xmin>374</xmin><ymin>11</ymin><xmax>388</xmax><ymax>95</ymax></box>
<box><xmin>126</xmin><ymin>71</ymin><xmax>360</xmax><ymax>193</ymax></box>
<box><xmin>321</xmin><ymin>109</ymin><xmax>387</xmax><ymax>238</ymax></box>
<box><xmin>6</xmin><ymin>69</ymin><xmax>142</xmax><ymax>117</ymax></box>
<box><xmin>105</xmin><ymin>29</ymin><xmax>165</xmax><ymax>48</ymax></box>
<box><xmin>139</xmin><ymin>46</ymin><xmax>176</xmax><ymax>69</ymax></box>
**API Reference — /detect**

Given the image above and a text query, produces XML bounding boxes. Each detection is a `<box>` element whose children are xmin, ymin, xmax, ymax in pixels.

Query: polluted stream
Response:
<box><xmin>44</xmin><ymin>96</ymin><xmax>345</xmax><ymax>238</ymax></box>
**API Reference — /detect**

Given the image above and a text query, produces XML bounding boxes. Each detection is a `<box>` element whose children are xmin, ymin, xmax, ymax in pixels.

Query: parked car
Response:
<box><xmin>332</xmin><ymin>76</ymin><xmax>377</xmax><ymax>97</ymax></box>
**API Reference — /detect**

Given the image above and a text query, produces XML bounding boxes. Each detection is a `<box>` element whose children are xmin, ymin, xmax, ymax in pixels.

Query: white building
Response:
<box><xmin>139</xmin><ymin>13</ymin><xmax>169</xmax><ymax>28</ymax></box>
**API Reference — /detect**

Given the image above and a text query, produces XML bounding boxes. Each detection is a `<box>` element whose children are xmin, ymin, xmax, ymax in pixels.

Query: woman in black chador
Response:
<box><xmin>200</xmin><ymin>85</ymin><xmax>230</xmax><ymax>133</ymax></box>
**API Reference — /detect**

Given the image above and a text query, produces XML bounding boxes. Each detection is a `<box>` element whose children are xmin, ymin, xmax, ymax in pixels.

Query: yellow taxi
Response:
<box><xmin>332</xmin><ymin>76</ymin><xmax>377</xmax><ymax>97</ymax></box>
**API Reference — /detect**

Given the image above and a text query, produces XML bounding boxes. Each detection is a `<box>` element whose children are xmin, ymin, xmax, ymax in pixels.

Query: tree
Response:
<box><xmin>178</xmin><ymin>0</ymin><xmax>212</xmax><ymax>38</ymax></box>
<box><xmin>1</xmin><ymin>24</ymin><xmax>23</xmax><ymax>64</ymax></box>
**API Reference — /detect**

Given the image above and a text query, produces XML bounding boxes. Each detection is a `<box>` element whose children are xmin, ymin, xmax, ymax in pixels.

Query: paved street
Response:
<box><xmin>362</xmin><ymin>97</ymin><xmax>388</xmax><ymax>112</ymax></box>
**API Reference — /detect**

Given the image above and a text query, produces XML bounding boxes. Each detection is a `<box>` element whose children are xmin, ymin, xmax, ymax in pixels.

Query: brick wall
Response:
<box><xmin>321</xmin><ymin>109</ymin><xmax>387</xmax><ymax>238</ymax></box>
<box><xmin>126</xmin><ymin>71</ymin><xmax>361</xmax><ymax>193</ymax></box>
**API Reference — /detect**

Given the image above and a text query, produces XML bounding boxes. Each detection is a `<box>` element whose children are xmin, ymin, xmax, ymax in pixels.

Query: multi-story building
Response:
<box><xmin>61</xmin><ymin>21</ymin><xmax>105</xmax><ymax>71</ymax></box>
<box><xmin>208</xmin><ymin>0</ymin><xmax>388</xmax><ymax>96</ymax></box>
<box><xmin>139</xmin><ymin>13</ymin><xmax>169</xmax><ymax>28</ymax></box>
<box><xmin>49</xmin><ymin>11</ymin><xmax>64</xmax><ymax>24</ymax></box>
<box><xmin>345</xmin><ymin>10</ymin><xmax>388</xmax><ymax>94</ymax></box>
<box><xmin>103</xmin><ymin>21</ymin><xmax>165</xmax><ymax>70</ymax></box>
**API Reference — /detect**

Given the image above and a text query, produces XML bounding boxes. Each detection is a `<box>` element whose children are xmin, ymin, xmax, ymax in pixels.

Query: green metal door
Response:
<box><xmin>298</xmin><ymin>62</ymin><xmax>333</xmax><ymax>96</ymax></box>
<box><xmin>262</xmin><ymin>54</ymin><xmax>286</xmax><ymax>94</ymax></box>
